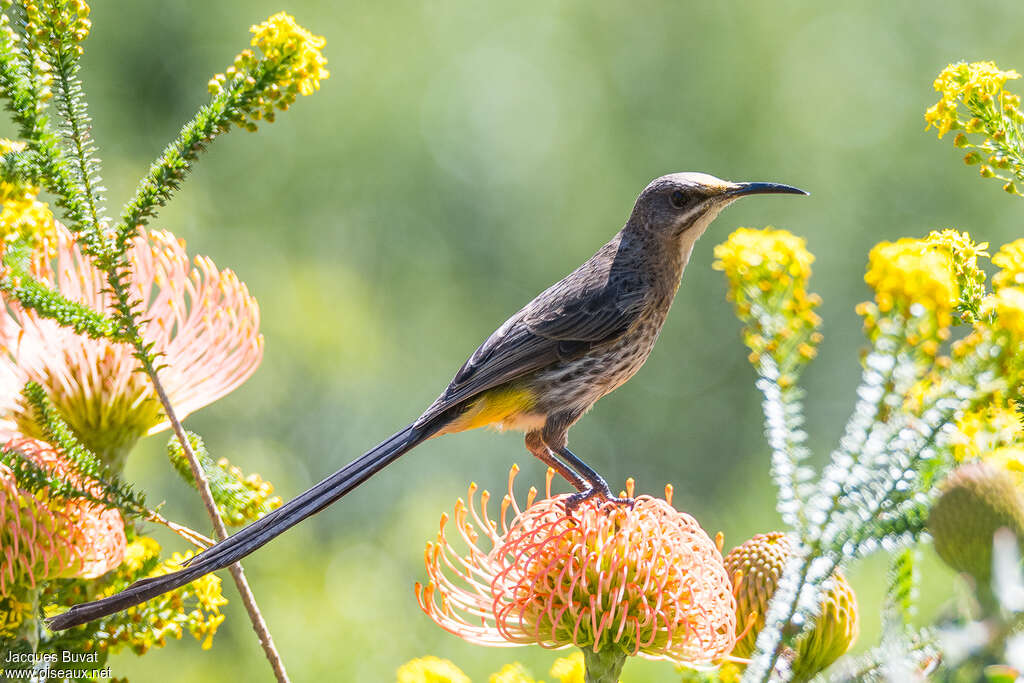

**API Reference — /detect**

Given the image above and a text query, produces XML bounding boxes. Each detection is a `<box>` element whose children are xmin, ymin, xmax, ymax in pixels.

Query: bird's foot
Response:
<box><xmin>563</xmin><ymin>484</ymin><xmax>634</xmax><ymax>515</ymax></box>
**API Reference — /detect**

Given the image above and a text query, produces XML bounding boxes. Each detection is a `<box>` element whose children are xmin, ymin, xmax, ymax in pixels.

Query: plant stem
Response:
<box><xmin>141</xmin><ymin>353</ymin><xmax>291</xmax><ymax>683</ymax></box>
<box><xmin>582</xmin><ymin>647</ymin><xmax>626</xmax><ymax>683</ymax></box>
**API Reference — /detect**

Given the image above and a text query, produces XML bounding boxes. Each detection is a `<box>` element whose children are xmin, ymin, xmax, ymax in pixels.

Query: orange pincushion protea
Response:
<box><xmin>0</xmin><ymin>223</ymin><xmax>262</xmax><ymax>468</ymax></box>
<box><xmin>0</xmin><ymin>438</ymin><xmax>125</xmax><ymax>594</ymax></box>
<box><xmin>416</xmin><ymin>468</ymin><xmax>737</xmax><ymax>665</ymax></box>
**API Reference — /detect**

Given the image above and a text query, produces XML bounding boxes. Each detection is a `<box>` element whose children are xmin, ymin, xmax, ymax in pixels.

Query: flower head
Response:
<box><xmin>924</xmin><ymin>229</ymin><xmax>989</xmax><ymax>323</ymax></box>
<box><xmin>723</xmin><ymin>533</ymin><xmax>858</xmax><ymax>680</ymax></box>
<box><xmin>416</xmin><ymin>468</ymin><xmax>737</xmax><ymax>666</ymax></box>
<box><xmin>0</xmin><ymin>139</ymin><xmax>56</xmax><ymax>252</ymax></box>
<box><xmin>87</xmin><ymin>537</ymin><xmax>228</xmax><ymax>653</ymax></box>
<box><xmin>208</xmin><ymin>12</ymin><xmax>329</xmax><ymax>130</ymax></box>
<box><xmin>864</xmin><ymin>238</ymin><xmax>956</xmax><ymax>316</ymax></box>
<box><xmin>0</xmin><ymin>437</ymin><xmax>125</xmax><ymax>595</ymax></box>
<box><xmin>0</xmin><ymin>223</ymin><xmax>263</xmax><ymax>468</ymax></box>
<box><xmin>712</xmin><ymin>228</ymin><xmax>822</xmax><ymax>379</ymax></box>
<box><xmin>250</xmin><ymin>12</ymin><xmax>329</xmax><ymax>97</ymax></box>
<box><xmin>926</xmin><ymin>61</ymin><xmax>1021</xmax><ymax>138</ymax></box>
<box><xmin>22</xmin><ymin>0</ymin><xmax>91</xmax><ymax>53</ymax></box>
<box><xmin>951</xmin><ymin>396</ymin><xmax>1023</xmax><ymax>461</ymax></box>
<box><xmin>925</xmin><ymin>61</ymin><xmax>1024</xmax><ymax>195</ymax></box>
<box><xmin>0</xmin><ymin>591</ymin><xmax>32</xmax><ymax>638</ymax></box>
<box><xmin>929</xmin><ymin>462</ymin><xmax>1024</xmax><ymax>586</ymax></box>
<box><xmin>981</xmin><ymin>286</ymin><xmax>1024</xmax><ymax>345</ymax></box>
<box><xmin>993</xmin><ymin>239</ymin><xmax>1024</xmax><ymax>291</ymax></box>
<box><xmin>396</xmin><ymin>656</ymin><xmax>470</xmax><ymax>683</ymax></box>
<box><xmin>859</xmin><ymin>238</ymin><xmax>956</xmax><ymax>355</ymax></box>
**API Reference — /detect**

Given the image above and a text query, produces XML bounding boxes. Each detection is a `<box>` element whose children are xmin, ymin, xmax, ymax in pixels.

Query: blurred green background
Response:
<box><xmin>7</xmin><ymin>0</ymin><xmax>1024</xmax><ymax>680</ymax></box>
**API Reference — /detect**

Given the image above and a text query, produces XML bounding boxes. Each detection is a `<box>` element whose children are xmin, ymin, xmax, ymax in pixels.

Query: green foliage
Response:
<box><xmin>884</xmin><ymin>549</ymin><xmax>917</xmax><ymax>630</ymax></box>
<box><xmin>0</xmin><ymin>236</ymin><xmax>123</xmax><ymax>339</ymax></box>
<box><xmin>715</xmin><ymin>149</ymin><xmax>1024</xmax><ymax>680</ymax></box>
<box><xmin>167</xmin><ymin>432</ymin><xmax>281</xmax><ymax>526</ymax></box>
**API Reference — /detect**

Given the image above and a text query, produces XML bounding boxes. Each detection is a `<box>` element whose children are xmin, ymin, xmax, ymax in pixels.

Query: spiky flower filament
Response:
<box><xmin>417</xmin><ymin>468</ymin><xmax>737</xmax><ymax>666</ymax></box>
<box><xmin>0</xmin><ymin>223</ymin><xmax>263</xmax><ymax>467</ymax></box>
<box><xmin>0</xmin><ymin>437</ymin><xmax>124</xmax><ymax>594</ymax></box>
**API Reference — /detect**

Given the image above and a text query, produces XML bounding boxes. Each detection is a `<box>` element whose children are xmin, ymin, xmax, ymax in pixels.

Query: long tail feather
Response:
<box><xmin>47</xmin><ymin>422</ymin><xmax>432</xmax><ymax>631</ymax></box>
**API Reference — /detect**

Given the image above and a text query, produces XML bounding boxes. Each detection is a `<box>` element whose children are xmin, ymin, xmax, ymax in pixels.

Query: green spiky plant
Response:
<box><xmin>0</xmin><ymin>3</ymin><xmax>328</xmax><ymax>680</ymax></box>
<box><xmin>704</xmin><ymin>61</ymin><xmax>1024</xmax><ymax>683</ymax></box>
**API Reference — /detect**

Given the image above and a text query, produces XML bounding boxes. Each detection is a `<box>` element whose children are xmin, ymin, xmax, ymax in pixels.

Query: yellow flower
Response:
<box><xmin>925</xmin><ymin>61</ymin><xmax>1024</xmax><ymax>195</ymax></box>
<box><xmin>396</xmin><ymin>657</ymin><xmax>470</xmax><ymax>683</ymax></box>
<box><xmin>208</xmin><ymin>13</ymin><xmax>329</xmax><ymax>130</ymax></box>
<box><xmin>82</xmin><ymin>539</ymin><xmax>229</xmax><ymax>654</ymax></box>
<box><xmin>250</xmin><ymin>12</ymin><xmax>329</xmax><ymax>97</ymax></box>
<box><xmin>982</xmin><ymin>286</ymin><xmax>1024</xmax><ymax>343</ymax></box>
<box><xmin>489</xmin><ymin>663</ymin><xmax>538</xmax><ymax>683</ymax></box>
<box><xmin>0</xmin><ymin>139</ymin><xmax>56</xmax><ymax>250</ymax></box>
<box><xmin>985</xmin><ymin>447</ymin><xmax>1024</xmax><ymax>485</ymax></box>
<box><xmin>22</xmin><ymin>0</ymin><xmax>91</xmax><ymax>52</ymax></box>
<box><xmin>713</xmin><ymin>228</ymin><xmax>822</xmax><ymax>375</ymax></box>
<box><xmin>926</xmin><ymin>61</ymin><xmax>1022</xmax><ymax>138</ymax></box>
<box><xmin>993</xmin><ymin>239</ymin><xmax>1024</xmax><ymax>291</ymax></box>
<box><xmin>924</xmin><ymin>229</ymin><xmax>989</xmax><ymax>322</ymax></box>
<box><xmin>863</xmin><ymin>238</ymin><xmax>955</xmax><ymax>318</ymax></box>
<box><xmin>952</xmin><ymin>396</ymin><xmax>1022</xmax><ymax>461</ymax></box>
<box><xmin>0</xmin><ymin>592</ymin><xmax>32</xmax><ymax>638</ymax></box>
<box><xmin>550</xmin><ymin>652</ymin><xmax>586</xmax><ymax>683</ymax></box>
<box><xmin>121</xmin><ymin>536</ymin><xmax>162</xmax><ymax>574</ymax></box>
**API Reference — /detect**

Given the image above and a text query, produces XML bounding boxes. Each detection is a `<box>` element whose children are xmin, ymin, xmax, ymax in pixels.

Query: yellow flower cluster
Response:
<box><xmin>208</xmin><ymin>12</ymin><xmax>329</xmax><ymax>131</ymax></box>
<box><xmin>396</xmin><ymin>657</ymin><xmax>470</xmax><ymax>683</ymax></box>
<box><xmin>864</xmin><ymin>239</ymin><xmax>956</xmax><ymax>315</ymax></box>
<box><xmin>985</xmin><ymin>447</ymin><xmax>1024</xmax><ymax>485</ymax></box>
<box><xmin>993</xmin><ymin>238</ymin><xmax>1024</xmax><ymax>290</ymax></box>
<box><xmin>217</xmin><ymin>457</ymin><xmax>283</xmax><ymax>526</ymax></box>
<box><xmin>489</xmin><ymin>663</ymin><xmax>538</xmax><ymax>683</ymax></box>
<box><xmin>0</xmin><ymin>139</ymin><xmax>56</xmax><ymax>251</ymax></box>
<box><xmin>22</xmin><ymin>0</ymin><xmax>91</xmax><ymax>52</ymax></box>
<box><xmin>927</xmin><ymin>61</ymin><xmax>1022</xmax><ymax>137</ymax></box>
<box><xmin>924</xmin><ymin>229</ymin><xmax>989</xmax><ymax>323</ymax></box>
<box><xmin>394</xmin><ymin>653</ymin><xmax>599</xmax><ymax>683</ymax></box>
<box><xmin>859</xmin><ymin>238</ymin><xmax>956</xmax><ymax>354</ymax></box>
<box><xmin>250</xmin><ymin>12</ymin><xmax>329</xmax><ymax>96</ymax></box>
<box><xmin>982</xmin><ymin>286</ymin><xmax>1024</xmax><ymax>344</ymax></box>
<box><xmin>925</xmin><ymin>61</ymin><xmax>1024</xmax><ymax>195</ymax></box>
<box><xmin>0</xmin><ymin>592</ymin><xmax>32</xmax><ymax>639</ymax></box>
<box><xmin>95</xmin><ymin>538</ymin><xmax>227</xmax><ymax>654</ymax></box>
<box><xmin>952</xmin><ymin>395</ymin><xmax>1023</xmax><ymax>461</ymax></box>
<box><xmin>712</xmin><ymin>228</ymin><xmax>822</xmax><ymax>378</ymax></box>
<box><xmin>951</xmin><ymin>286</ymin><xmax>1024</xmax><ymax>392</ymax></box>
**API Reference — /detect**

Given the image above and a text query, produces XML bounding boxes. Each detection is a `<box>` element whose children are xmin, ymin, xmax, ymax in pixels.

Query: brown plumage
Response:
<box><xmin>48</xmin><ymin>172</ymin><xmax>806</xmax><ymax>631</ymax></box>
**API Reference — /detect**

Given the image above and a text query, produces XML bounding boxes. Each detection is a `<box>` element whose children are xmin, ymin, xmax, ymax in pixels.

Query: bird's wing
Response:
<box><xmin>415</xmin><ymin>258</ymin><xmax>647</xmax><ymax>427</ymax></box>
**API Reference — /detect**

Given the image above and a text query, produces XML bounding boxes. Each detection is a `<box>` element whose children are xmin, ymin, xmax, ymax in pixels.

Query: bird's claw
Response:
<box><xmin>563</xmin><ymin>486</ymin><xmax>635</xmax><ymax>516</ymax></box>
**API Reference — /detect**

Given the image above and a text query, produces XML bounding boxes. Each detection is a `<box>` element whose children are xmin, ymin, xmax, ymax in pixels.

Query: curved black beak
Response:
<box><xmin>727</xmin><ymin>182</ymin><xmax>809</xmax><ymax>197</ymax></box>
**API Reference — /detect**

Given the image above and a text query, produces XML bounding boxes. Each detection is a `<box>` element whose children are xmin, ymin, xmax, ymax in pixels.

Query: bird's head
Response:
<box><xmin>627</xmin><ymin>172</ymin><xmax>807</xmax><ymax>246</ymax></box>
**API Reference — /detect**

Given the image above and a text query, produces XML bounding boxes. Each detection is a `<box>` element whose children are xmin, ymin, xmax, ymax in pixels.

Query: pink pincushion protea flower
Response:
<box><xmin>0</xmin><ymin>438</ymin><xmax>125</xmax><ymax>594</ymax></box>
<box><xmin>416</xmin><ymin>467</ymin><xmax>738</xmax><ymax>666</ymax></box>
<box><xmin>0</xmin><ymin>223</ymin><xmax>263</xmax><ymax>468</ymax></box>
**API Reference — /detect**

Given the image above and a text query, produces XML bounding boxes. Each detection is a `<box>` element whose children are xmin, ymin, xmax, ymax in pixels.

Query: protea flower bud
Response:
<box><xmin>928</xmin><ymin>461</ymin><xmax>1024</xmax><ymax>586</ymax></box>
<box><xmin>723</xmin><ymin>532</ymin><xmax>858</xmax><ymax>681</ymax></box>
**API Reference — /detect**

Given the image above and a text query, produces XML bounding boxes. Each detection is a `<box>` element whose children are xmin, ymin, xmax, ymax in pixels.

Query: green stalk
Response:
<box><xmin>582</xmin><ymin>647</ymin><xmax>626</xmax><ymax>683</ymax></box>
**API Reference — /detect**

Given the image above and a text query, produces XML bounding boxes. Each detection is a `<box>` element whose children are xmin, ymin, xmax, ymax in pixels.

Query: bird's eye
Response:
<box><xmin>669</xmin><ymin>190</ymin><xmax>687</xmax><ymax>209</ymax></box>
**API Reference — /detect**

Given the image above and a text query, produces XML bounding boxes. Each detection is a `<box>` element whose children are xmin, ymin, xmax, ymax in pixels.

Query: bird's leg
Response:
<box><xmin>552</xmin><ymin>446</ymin><xmax>634</xmax><ymax>513</ymax></box>
<box><xmin>525</xmin><ymin>432</ymin><xmax>587</xmax><ymax>492</ymax></box>
<box><xmin>539</xmin><ymin>420</ymin><xmax>632</xmax><ymax>513</ymax></box>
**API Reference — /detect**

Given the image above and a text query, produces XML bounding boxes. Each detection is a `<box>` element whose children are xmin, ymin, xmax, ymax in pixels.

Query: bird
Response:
<box><xmin>48</xmin><ymin>171</ymin><xmax>807</xmax><ymax>630</ymax></box>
